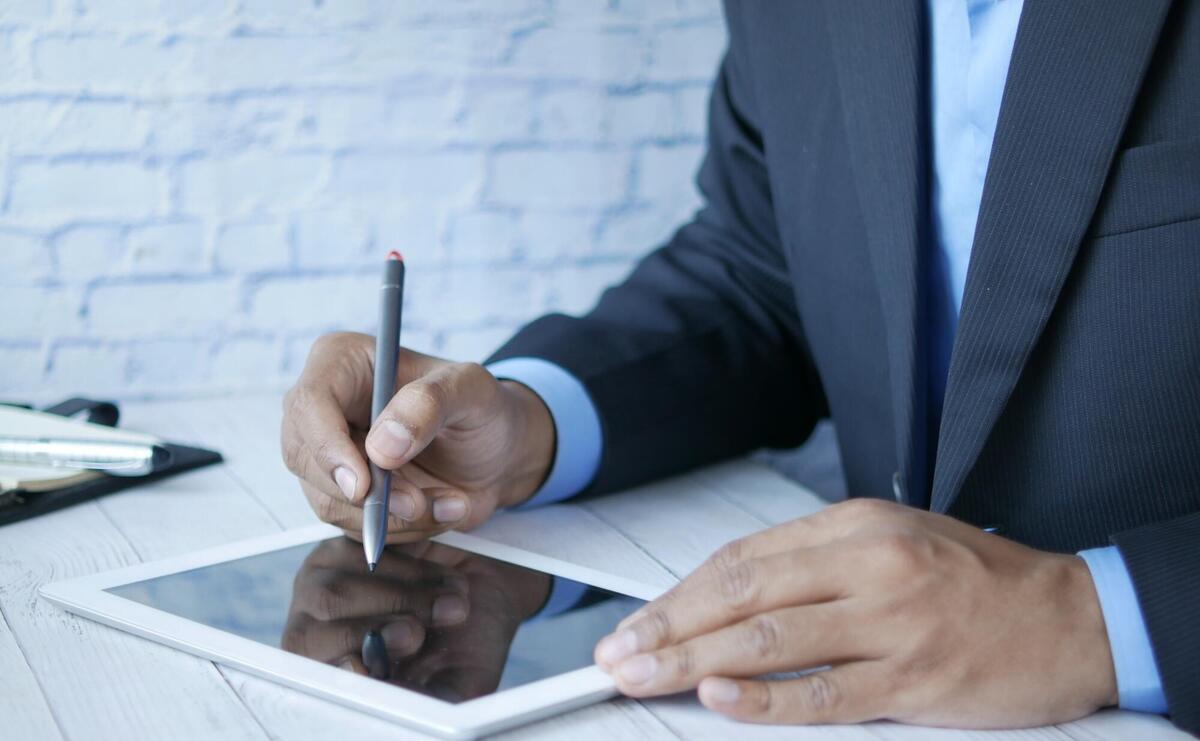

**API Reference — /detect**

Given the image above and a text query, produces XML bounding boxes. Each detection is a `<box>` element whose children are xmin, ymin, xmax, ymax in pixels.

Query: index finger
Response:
<box><xmin>616</xmin><ymin>498</ymin><xmax>909</xmax><ymax>631</ymax></box>
<box><xmin>596</xmin><ymin>544</ymin><xmax>848</xmax><ymax>667</ymax></box>
<box><xmin>281</xmin><ymin>384</ymin><xmax>371</xmax><ymax>502</ymax></box>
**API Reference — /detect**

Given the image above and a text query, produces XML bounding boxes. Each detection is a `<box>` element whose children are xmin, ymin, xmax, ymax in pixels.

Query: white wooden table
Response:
<box><xmin>0</xmin><ymin>394</ymin><xmax>1187</xmax><ymax>740</ymax></box>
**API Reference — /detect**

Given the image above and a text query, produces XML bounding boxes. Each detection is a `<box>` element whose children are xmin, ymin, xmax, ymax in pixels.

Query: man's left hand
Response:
<box><xmin>594</xmin><ymin>499</ymin><xmax>1118</xmax><ymax>728</ymax></box>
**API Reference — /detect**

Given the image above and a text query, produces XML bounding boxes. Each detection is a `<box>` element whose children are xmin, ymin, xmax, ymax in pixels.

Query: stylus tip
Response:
<box><xmin>367</xmin><ymin>561</ymin><xmax>377</xmax><ymax>573</ymax></box>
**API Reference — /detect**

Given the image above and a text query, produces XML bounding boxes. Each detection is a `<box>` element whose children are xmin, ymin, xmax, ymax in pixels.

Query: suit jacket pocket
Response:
<box><xmin>1090</xmin><ymin>137</ymin><xmax>1200</xmax><ymax>238</ymax></box>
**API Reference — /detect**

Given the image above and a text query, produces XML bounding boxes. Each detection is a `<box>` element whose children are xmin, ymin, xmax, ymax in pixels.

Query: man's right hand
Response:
<box><xmin>281</xmin><ymin>332</ymin><xmax>556</xmax><ymax>543</ymax></box>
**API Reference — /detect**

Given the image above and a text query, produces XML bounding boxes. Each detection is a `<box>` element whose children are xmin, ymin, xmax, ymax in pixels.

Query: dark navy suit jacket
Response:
<box><xmin>493</xmin><ymin>1</ymin><xmax>1200</xmax><ymax>730</ymax></box>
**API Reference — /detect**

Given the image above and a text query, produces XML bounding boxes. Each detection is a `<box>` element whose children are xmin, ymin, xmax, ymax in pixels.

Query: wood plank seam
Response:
<box><xmin>216</xmin><ymin>665</ymin><xmax>282</xmax><ymax>741</ymax></box>
<box><xmin>138</xmin><ymin>400</ymin><xmax>290</xmax><ymax>532</ymax></box>
<box><xmin>88</xmin><ymin>488</ymin><xmax>276</xmax><ymax>740</ymax></box>
<box><xmin>0</xmin><ymin>600</ymin><xmax>68</xmax><ymax>741</ymax></box>
<box><xmin>93</xmin><ymin>499</ymin><xmax>149</xmax><ymax>563</ymax></box>
<box><xmin>612</xmin><ymin>698</ymin><xmax>685</xmax><ymax>740</ymax></box>
<box><xmin>579</xmin><ymin>501</ymin><xmax>686</xmax><ymax>581</ymax></box>
<box><xmin>204</xmin><ymin>456</ymin><xmax>288</xmax><ymax>531</ymax></box>
<box><xmin>702</xmin><ymin>486</ymin><xmax>773</xmax><ymax>528</ymax></box>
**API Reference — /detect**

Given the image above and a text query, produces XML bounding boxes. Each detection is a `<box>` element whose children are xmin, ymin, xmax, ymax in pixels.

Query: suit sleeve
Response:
<box><xmin>488</xmin><ymin>47</ymin><xmax>824</xmax><ymax>497</ymax></box>
<box><xmin>1110</xmin><ymin>512</ymin><xmax>1200</xmax><ymax>733</ymax></box>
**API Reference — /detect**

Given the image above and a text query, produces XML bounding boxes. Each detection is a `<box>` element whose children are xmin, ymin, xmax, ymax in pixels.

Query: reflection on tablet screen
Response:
<box><xmin>108</xmin><ymin>537</ymin><xmax>645</xmax><ymax>703</ymax></box>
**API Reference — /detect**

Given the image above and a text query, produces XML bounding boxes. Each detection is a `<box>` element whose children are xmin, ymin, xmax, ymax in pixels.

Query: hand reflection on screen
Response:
<box><xmin>281</xmin><ymin>537</ymin><xmax>552</xmax><ymax>701</ymax></box>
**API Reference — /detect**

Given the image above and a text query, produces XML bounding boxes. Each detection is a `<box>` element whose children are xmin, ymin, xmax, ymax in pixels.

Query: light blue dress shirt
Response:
<box><xmin>489</xmin><ymin>0</ymin><xmax>1166</xmax><ymax>715</ymax></box>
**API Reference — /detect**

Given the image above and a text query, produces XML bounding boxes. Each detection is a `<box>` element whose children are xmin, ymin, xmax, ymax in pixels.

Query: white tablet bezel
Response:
<box><xmin>40</xmin><ymin>523</ymin><xmax>665</xmax><ymax>740</ymax></box>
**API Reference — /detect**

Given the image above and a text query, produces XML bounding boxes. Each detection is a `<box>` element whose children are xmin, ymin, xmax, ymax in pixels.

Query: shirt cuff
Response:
<box><xmin>486</xmin><ymin>357</ymin><xmax>602</xmax><ymax>508</ymax></box>
<box><xmin>1078</xmin><ymin>546</ymin><xmax>1168</xmax><ymax>714</ymax></box>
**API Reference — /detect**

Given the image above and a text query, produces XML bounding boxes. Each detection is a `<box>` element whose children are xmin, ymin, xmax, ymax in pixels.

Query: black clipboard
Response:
<box><xmin>0</xmin><ymin>398</ymin><xmax>223</xmax><ymax>528</ymax></box>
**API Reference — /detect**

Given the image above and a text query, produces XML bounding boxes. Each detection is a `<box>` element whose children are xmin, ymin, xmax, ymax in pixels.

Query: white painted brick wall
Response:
<box><xmin>0</xmin><ymin>0</ymin><xmax>725</xmax><ymax>402</ymax></box>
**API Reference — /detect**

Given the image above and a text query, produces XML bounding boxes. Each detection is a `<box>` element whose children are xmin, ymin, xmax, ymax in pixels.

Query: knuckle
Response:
<box><xmin>836</xmin><ymin>497</ymin><xmax>894</xmax><ymax>523</ymax></box>
<box><xmin>279</xmin><ymin>624</ymin><xmax>308</xmax><ymax>655</ymax></box>
<box><xmin>801</xmin><ymin>672</ymin><xmax>842</xmax><ymax>716</ymax></box>
<box><xmin>311</xmin><ymin>438</ymin><xmax>336</xmax><ymax>468</ymax></box>
<box><xmin>712</xmin><ymin>538</ymin><xmax>746</xmax><ymax>570</ymax></box>
<box><xmin>458</xmin><ymin>361</ymin><xmax>498</xmax><ymax>405</ymax></box>
<box><xmin>282</xmin><ymin>386</ymin><xmax>307</xmax><ymax>431</ymax></box>
<box><xmin>296</xmin><ymin>452</ymin><xmax>316</xmax><ymax>484</ymax></box>
<box><xmin>281</xmin><ymin>438</ymin><xmax>305</xmax><ymax>476</ymax></box>
<box><xmin>314</xmin><ymin>331</ymin><xmax>354</xmax><ymax>355</ymax></box>
<box><xmin>643</xmin><ymin>608</ymin><xmax>674</xmax><ymax>646</ymax></box>
<box><xmin>312</xmin><ymin>493</ymin><xmax>345</xmax><ymax>526</ymax></box>
<box><xmin>744</xmin><ymin>614</ymin><xmax>784</xmax><ymax>659</ymax></box>
<box><xmin>667</xmin><ymin>645</ymin><xmax>695</xmax><ymax>679</ymax></box>
<box><xmin>386</xmin><ymin>512</ymin><xmax>421</xmax><ymax>535</ymax></box>
<box><xmin>427</xmin><ymin>373</ymin><xmax>455</xmax><ymax>406</ymax></box>
<box><xmin>311</xmin><ymin>493</ymin><xmax>333</xmax><ymax>520</ymax></box>
<box><xmin>311</xmin><ymin>332</ymin><xmax>337</xmax><ymax>353</ymax></box>
<box><xmin>335</xmin><ymin>628</ymin><xmax>362</xmax><ymax>659</ymax></box>
<box><xmin>872</xmin><ymin>531</ymin><xmax>927</xmax><ymax>570</ymax></box>
<box><xmin>281</xmin><ymin>384</ymin><xmax>299</xmax><ymax>417</ymax></box>
<box><xmin>281</xmin><ymin>384</ymin><xmax>310</xmax><ymax>428</ymax></box>
<box><xmin>454</xmin><ymin>361</ymin><xmax>488</xmax><ymax>386</ymax></box>
<box><xmin>748</xmin><ymin>681</ymin><xmax>775</xmax><ymax>716</ymax></box>
<box><xmin>715</xmin><ymin>558</ymin><xmax>759</xmax><ymax>611</ymax></box>
<box><xmin>311</xmin><ymin>573</ymin><xmax>347</xmax><ymax>620</ymax></box>
<box><xmin>386</xmin><ymin>590</ymin><xmax>418</xmax><ymax>617</ymax></box>
<box><xmin>405</xmin><ymin>380</ymin><xmax>444</xmax><ymax>416</ymax></box>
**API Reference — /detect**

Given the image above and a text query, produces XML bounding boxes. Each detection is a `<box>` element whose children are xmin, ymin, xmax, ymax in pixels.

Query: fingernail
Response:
<box><xmin>389</xmin><ymin>493</ymin><xmax>416</xmax><ymax>520</ymax></box>
<box><xmin>596</xmin><ymin>629</ymin><xmax>639</xmax><ymax>666</ymax></box>
<box><xmin>333</xmin><ymin>466</ymin><xmax>357</xmax><ymax>500</ymax></box>
<box><xmin>373</xmin><ymin>420</ymin><xmax>412</xmax><ymax>460</ymax></box>
<box><xmin>382</xmin><ymin>620</ymin><xmax>417</xmax><ymax>651</ymax></box>
<box><xmin>433</xmin><ymin>497</ymin><xmax>466</xmax><ymax>523</ymax></box>
<box><xmin>617</xmin><ymin>655</ymin><xmax>657</xmax><ymax>685</ymax></box>
<box><xmin>432</xmin><ymin>594</ymin><xmax>467</xmax><ymax>626</ymax></box>
<box><xmin>701</xmin><ymin>678</ymin><xmax>740</xmax><ymax>705</ymax></box>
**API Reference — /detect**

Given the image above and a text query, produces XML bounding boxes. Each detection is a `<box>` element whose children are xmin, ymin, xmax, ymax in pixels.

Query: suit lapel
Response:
<box><xmin>930</xmin><ymin>0</ymin><xmax>1171</xmax><ymax>513</ymax></box>
<box><xmin>823</xmin><ymin>0</ymin><xmax>930</xmax><ymax>503</ymax></box>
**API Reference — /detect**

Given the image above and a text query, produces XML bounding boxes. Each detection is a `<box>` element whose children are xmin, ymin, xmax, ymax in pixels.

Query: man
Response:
<box><xmin>281</xmin><ymin>0</ymin><xmax>1200</xmax><ymax>732</ymax></box>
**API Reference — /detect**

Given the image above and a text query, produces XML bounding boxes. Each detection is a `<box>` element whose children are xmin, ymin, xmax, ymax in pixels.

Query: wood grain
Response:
<box><xmin>0</xmin><ymin>504</ymin><xmax>268</xmax><ymax>740</ymax></box>
<box><xmin>218</xmin><ymin>665</ymin><xmax>433</xmax><ymax>741</ymax></box>
<box><xmin>690</xmin><ymin>459</ymin><xmax>828</xmax><ymax>527</ymax></box>
<box><xmin>580</xmin><ymin>472</ymin><xmax>771</xmax><ymax>578</ymax></box>
<box><xmin>1059</xmin><ymin>709</ymin><xmax>1192</xmax><ymax>740</ymax></box>
<box><xmin>0</xmin><ymin>605</ymin><xmax>62</xmax><ymax>741</ymax></box>
<box><xmin>494</xmin><ymin>698</ymin><xmax>680</xmax><ymax>740</ymax></box>
<box><xmin>121</xmin><ymin>396</ymin><xmax>312</xmax><ymax>528</ymax></box>
<box><xmin>475</xmin><ymin>506</ymin><xmax>679</xmax><ymax>589</ymax></box>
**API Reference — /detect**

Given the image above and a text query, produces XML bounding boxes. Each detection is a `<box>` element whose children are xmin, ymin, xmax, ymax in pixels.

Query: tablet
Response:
<box><xmin>40</xmin><ymin>523</ymin><xmax>663</xmax><ymax>739</ymax></box>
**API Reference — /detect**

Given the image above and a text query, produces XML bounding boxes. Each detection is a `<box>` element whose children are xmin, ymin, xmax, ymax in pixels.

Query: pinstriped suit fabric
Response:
<box><xmin>493</xmin><ymin>1</ymin><xmax>1200</xmax><ymax>730</ymax></box>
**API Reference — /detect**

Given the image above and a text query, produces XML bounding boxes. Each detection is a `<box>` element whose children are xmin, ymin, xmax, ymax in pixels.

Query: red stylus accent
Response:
<box><xmin>387</xmin><ymin>250</ymin><xmax>403</xmax><ymax>261</ymax></box>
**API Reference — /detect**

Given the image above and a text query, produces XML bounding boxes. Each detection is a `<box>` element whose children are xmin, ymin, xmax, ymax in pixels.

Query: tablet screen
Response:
<box><xmin>108</xmin><ymin>537</ymin><xmax>644</xmax><ymax>703</ymax></box>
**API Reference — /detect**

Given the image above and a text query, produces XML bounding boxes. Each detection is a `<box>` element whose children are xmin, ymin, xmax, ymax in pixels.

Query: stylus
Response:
<box><xmin>362</xmin><ymin>629</ymin><xmax>390</xmax><ymax>679</ymax></box>
<box><xmin>0</xmin><ymin>436</ymin><xmax>172</xmax><ymax>476</ymax></box>
<box><xmin>364</xmin><ymin>251</ymin><xmax>405</xmax><ymax>572</ymax></box>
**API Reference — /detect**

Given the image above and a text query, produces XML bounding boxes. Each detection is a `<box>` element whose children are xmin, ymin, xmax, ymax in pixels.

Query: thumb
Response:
<box><xmin>364</xmin><ymin>361</ymin><xmax>497</xmax><ymax>470</ymax></box>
